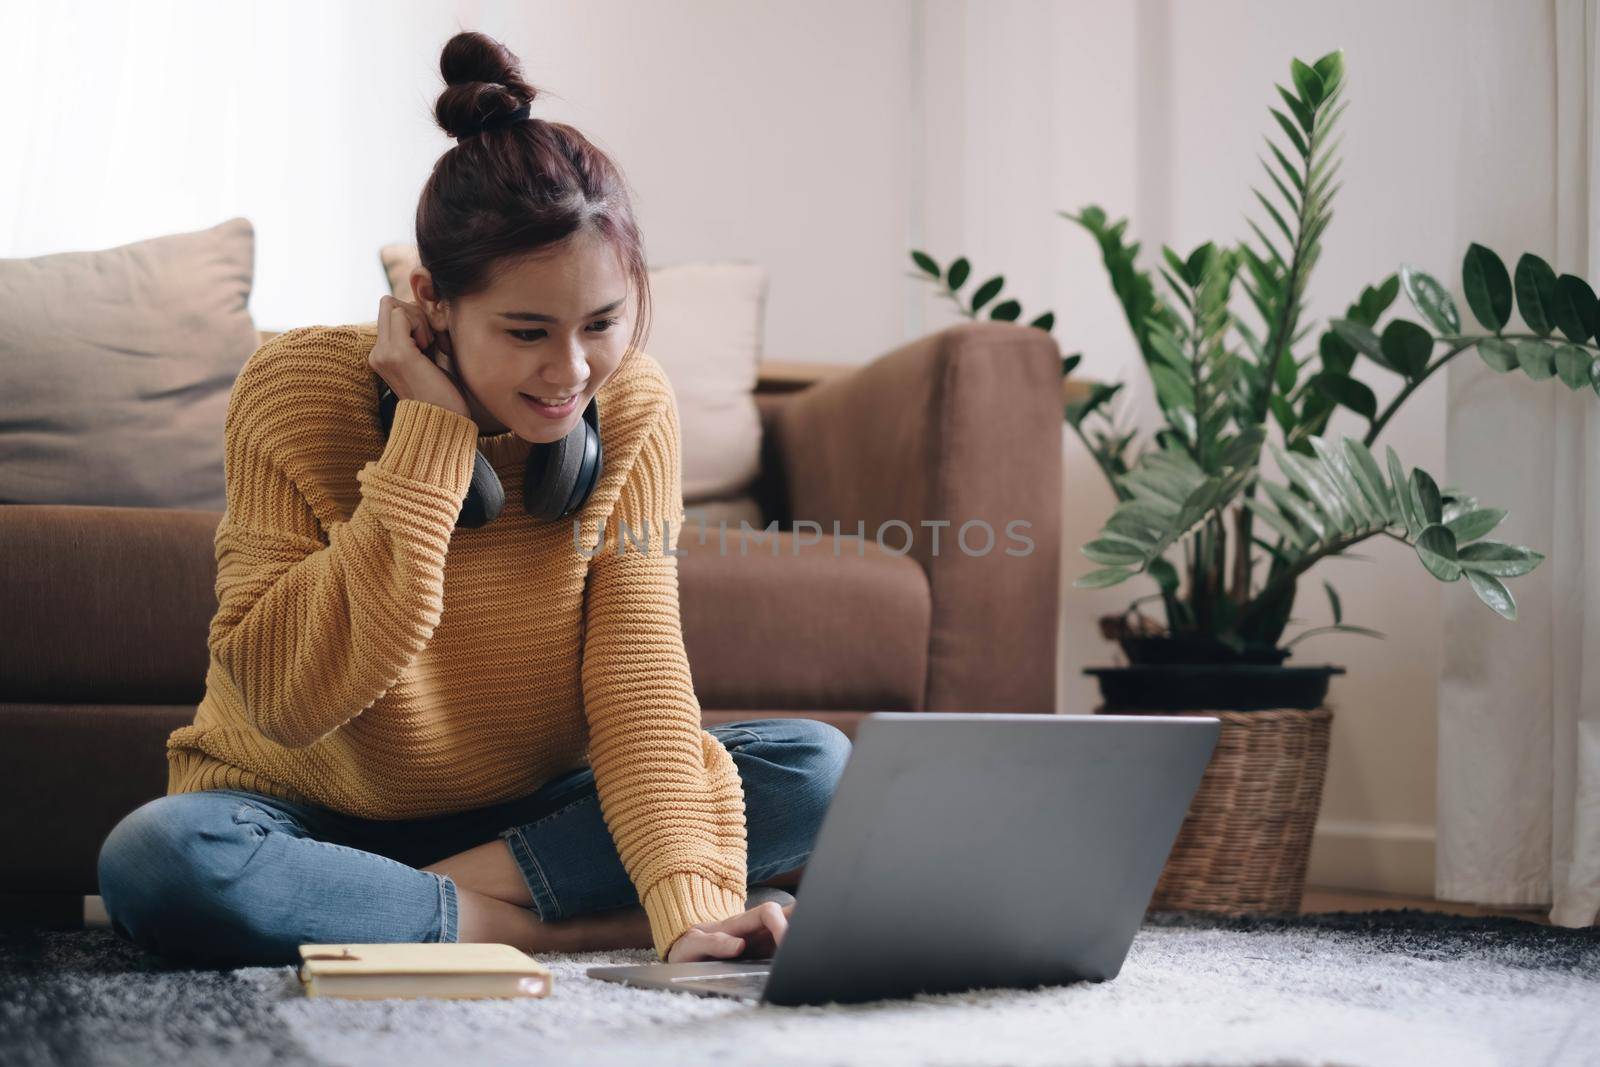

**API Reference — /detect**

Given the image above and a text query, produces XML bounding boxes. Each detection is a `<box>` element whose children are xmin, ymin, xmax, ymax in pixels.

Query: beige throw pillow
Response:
<box><xmin>378</xmin><ymin>244</ymin><xmax>766</xmax><ymax>506</ymax></box>
<box><xmin>0</xmin><ymin>216</ymin><xmax>259</xmax><ymax>510</ymax></box>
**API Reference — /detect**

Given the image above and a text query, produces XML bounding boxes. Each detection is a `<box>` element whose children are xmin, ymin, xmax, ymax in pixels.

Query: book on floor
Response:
<box><xmin>297</xmin><ymin>942</ymin><xmax>553</xmax><ymax>1000</ymax></box>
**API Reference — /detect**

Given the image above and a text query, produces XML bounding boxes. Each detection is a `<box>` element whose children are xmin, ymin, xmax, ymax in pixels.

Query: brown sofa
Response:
<box><xmin>0</xmin><ymin>320</ymin><xmax>1063</xmax><ymax>925</ymax></box>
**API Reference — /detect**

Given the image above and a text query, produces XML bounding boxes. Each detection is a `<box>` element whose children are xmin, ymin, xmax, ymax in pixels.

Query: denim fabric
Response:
<box><xmin>96</xmin><ymin>717</ymin><xmax>851</xmax><ymax>966</ymax></box>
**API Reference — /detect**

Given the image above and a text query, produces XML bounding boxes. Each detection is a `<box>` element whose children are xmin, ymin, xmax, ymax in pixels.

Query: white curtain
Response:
<box><xmin>1437</xmin><ymin>0</ymin><xmax>1600</xmax><ymax>928</ymax></box>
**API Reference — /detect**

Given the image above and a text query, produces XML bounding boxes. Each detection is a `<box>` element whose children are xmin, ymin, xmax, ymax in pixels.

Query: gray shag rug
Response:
<box><xmin>2</xmin><ymin>910</ymin><xmax>1597</xmax><ymax>1067</ymax></box>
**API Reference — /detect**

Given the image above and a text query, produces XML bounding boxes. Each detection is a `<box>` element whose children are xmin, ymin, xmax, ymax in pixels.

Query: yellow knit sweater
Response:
<box><xmin>165</xmin><ymin>323</ymin><xmax>748</xmax><ymax>959</ymax></box>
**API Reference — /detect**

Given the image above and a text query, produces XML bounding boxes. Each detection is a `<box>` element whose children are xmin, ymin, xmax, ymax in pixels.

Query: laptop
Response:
<box><xmin>586</xmin><ymin>711</ymin><xmax>1219</xmax><ymax>1006</ymax></box>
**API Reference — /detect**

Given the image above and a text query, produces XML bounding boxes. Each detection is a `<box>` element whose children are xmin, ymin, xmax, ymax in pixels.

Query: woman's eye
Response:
<box><xmin>508</xmin><ymin>319</ymin><xmax>618</xmax><ymax>342</ymax></box>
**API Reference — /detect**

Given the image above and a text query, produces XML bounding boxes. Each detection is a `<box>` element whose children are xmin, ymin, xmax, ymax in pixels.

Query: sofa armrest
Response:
<box><xmin>769</xmin><ymin>321</ymin><xmax>1063</xmax><ymax>713</ymax></box>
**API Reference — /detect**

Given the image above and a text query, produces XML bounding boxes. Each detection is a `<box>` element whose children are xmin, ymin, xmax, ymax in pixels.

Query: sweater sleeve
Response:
<box><xmin>207</xmin><ymin>381</ymin><xmax>481</xmax><ymax>749</ymax></box>
<box><xmin>580</xmin><ymin>395</ymin><xmax>750</xmax><ymax>960</ymax></box>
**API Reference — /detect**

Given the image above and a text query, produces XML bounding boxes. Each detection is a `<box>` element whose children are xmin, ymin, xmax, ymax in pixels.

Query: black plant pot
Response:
<box><xmin>1085</xmin><ymin>663</ymin><xmax>1346</xmax><ymax>712</ymax></box>
<box><xmin>1119</xmin><ymin>632</ymin><xmax>1289</xmax><ymax>666</ymax></box>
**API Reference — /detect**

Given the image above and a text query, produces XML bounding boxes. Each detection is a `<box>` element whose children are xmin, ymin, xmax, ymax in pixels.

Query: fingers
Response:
<box><xmin>706</xmin><ymin>931</ymin><xmax>745</xmax><ymax>956</ymax></box>
<box><xmin>755</xmin><ymin>900</ymin><xmax>788</xmax><ymax>944</ymax></box>
<box><xmin>377</xmin><ymin>295</ymin><xmax>432</xmax><ymax>356</ymax></box>
<box><xmin>669</xmin><ymin>900</ymin><xmax>793</xmax><ymax>962</ymax></box>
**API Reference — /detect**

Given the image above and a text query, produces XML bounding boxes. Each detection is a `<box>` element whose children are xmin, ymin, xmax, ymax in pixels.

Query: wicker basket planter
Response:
<box><xmin>1094</xmin><ymin>703</ymin><xmax>1334</xmax><ymax>914</ymax></box>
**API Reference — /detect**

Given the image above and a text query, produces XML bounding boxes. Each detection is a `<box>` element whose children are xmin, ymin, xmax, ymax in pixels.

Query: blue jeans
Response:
<box><xmin>96</xmin><ymin>717</ymin><xmax>851</xmax><ymax>966</ymax></box>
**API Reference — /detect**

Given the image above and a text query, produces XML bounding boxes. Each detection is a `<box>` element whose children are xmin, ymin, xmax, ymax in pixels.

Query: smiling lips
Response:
<box><xmin>522</xmin><ymin>392</ymin><xmax>580</xmax><ymax>418</ymax></box>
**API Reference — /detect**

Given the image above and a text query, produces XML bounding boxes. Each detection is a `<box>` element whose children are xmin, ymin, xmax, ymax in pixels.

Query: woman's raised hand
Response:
<box><xmin>666</xmin><ymin>900</ymin><xmax>794</xmax><ymax>963</ymax></box>
<box><xmin>369</xmin><ymin>295</ymin><xmax>472</xmax><ymax>420</ymax></box>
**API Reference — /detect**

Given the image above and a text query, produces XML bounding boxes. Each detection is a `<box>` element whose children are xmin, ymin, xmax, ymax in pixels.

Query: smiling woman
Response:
<box><xmin>93</xmin><ymin>28</ymin><xmax>852</xmax><ymax>972</ymax></box>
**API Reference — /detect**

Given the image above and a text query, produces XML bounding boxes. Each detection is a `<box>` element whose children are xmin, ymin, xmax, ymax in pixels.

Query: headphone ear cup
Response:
<box><xmin>377</xmin><ymin>376</ymin><xmax>504</xmax><ymax>529</ymax></box>
<box><xmin>457</xmin><ymin>452</ymin><xmax>506</xmax><ymax>528</ymax></box>
<box><xmin>523</xmin><ymin>397</ymin><xmax>603</xmax><ymax>521</ymax></box>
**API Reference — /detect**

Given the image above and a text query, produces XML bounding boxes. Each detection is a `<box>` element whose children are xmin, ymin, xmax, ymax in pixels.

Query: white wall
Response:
<box><xmin>0</xmin><ymin>0</ymin><xmax>920</xmax><ymax>363</ymax></box>
<box><xmin>4</xmin><ymin>0</ymin><xmax>1558</xmax><ymax>895</ymax></box>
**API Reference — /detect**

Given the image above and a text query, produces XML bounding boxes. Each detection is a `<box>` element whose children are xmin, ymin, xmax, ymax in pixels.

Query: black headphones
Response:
<box><xmin>376</xmin><ymin>377</ymin><xmax>604</xmax><ymax>528</ymax></box>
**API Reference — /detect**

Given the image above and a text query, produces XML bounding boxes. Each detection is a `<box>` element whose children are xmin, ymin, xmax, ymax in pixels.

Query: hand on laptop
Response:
<box><xmin>666</xmin><ymin>901</ymin><xmax>795</xmax><ymax>963</ymax></box>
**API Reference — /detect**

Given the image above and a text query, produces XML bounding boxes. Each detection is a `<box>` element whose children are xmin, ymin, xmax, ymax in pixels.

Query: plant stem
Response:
<box><xmin>1066</xmin><ymin>417</ymin><xmax>1133</xmax><ymax>501</ymax></box>
<box><xmin>1236</xmin><ymin>527</ymin><xmax>1407</xmax><ymax>630</ymax></box>
<box><xmin>1362</xmin><ymin>340</ymin><xmax>1474</xmax><ymax>447</ymax></box>
<box><xmin>1232</xmin><ymin>91</ymin><xmax>1329</xmax><ymax>610</ymax></box>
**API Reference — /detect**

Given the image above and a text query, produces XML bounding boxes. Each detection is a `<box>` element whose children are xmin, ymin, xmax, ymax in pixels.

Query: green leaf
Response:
<box><xmin>1400</xmin><ymin>264</ymin><xmax>1461</xmax><ymax>333</ymax></box>
<box><xmin>1465</xmin><ymin>570</ymin><xmax>1517</xmax><ymax>620</ymax></box>
<box><xmin>911</xmin><ymin>250</ymin><xmax>940</xmax><ymax>280</ymax></box>
<box><xmin>1514</xmin><ymin>253</ymin><xmax>1559</xmax><ymax>336</ymax></box>
<box><xmin>1276</xmin><ymin>86</ymin><xmax>1313</xmax><ymax>134</ymax></box>
<box><xmin>1074</xmin><ymin>566</ymin><xmax>1136</xmax><ymax>589</ymax></box>
<box><xmin>1162</xmin><ymin>246</ymin><xmax>1192</xmax><ymax>286</ymax></box>
<box><xmin>1381</xmin><ymin>319</ymin><xmax>1435</xmax><ymax>379</ymax></box>
<box><xmin>1331</xmin><ymin>318</ymin><xmax>1401</xmax><ymax>373</ymax></box>
<box><xmin>1309</xmin><ymin>435</ymin><xmax>1381</xmax><ymax>526</ymax></box>
<box><xmin>1082</xmin><ymin>538</ymin><xmax>1149</xmax><ymax>566</ymax></box>
<box><xmin>1147</xmin><ymin>555</ymin><xmax>1181</xmax><ymax>593</ymax></box>
<box><xmin>1414</xmin><ymin>524</ymin><xmax>1463</xmax><ymax>581</ymax></box>
<box><xmin>1462</xmin><ymin>243</ymin><xmax>1513</xmax><ymax>331</ymax></box>
<box><xmin>1270</xmin><ymin>393</ymin><xmax>1297</xmax><ymax>434</ymax></box>
<box><xmin>1324</xmin><ymin>579</ymin><xmax>1343</xmax><ymax>624</ymax></box>
<box><xmin>1186</xmin><ymin>242</ymin><xmax>1215</xmax><ymax>283</ymax></box>
<box><xmin>1387</xmin><ymin>445</ymin><xmax>1422</xmax><ymax>538</ymax></box>
<box><xmin>1032</xmin><ymin>311</ymin><xmax>1057</xmax><ymax>332</ymax></box>
<box><xmin>1555</xmin><ymin>344</ymin><xmax>1592</xmax><ymax>389</ymax></box>
<box><xmin>1243</xmin><ymin>496</ymin><xmax>1313</xmax><ymax>550</ymax></box>
<box><xmin>1262</xmin><ymin>479</ymin><xmax>1330</xmax><ymax>542</ymax></box>
<box><xmin>1309</xmin><ymin>372</ymin><xmax>1377</xmax><ymax>419</ymax></box>
<box><xmin>1516</xmin><ymin>340</ymin><xmax>1556</xmax><ymax>380</ymax></box>
<box><xmin>1270</xmin><ymin>108</ymin><xmax>1308</xmax><ymax>157</ymax></box>
<box><xmin>1219</xmin><ymin>427</ymin><xmax>1266</xmax><ymax>469</ymax></box>
<box><xmin>1458</xmin><ymin>540</ymin><xmax>1545</xmax><ymax>577</ymax></box>
<box><xmin>1148</xmin><ymin>321</ymin><xmax>1188</xmax><ymax>371</ymax></box>
<box><xmin>1343</xmin><ymin>438</ymin><xmax>1396</xmax><ymax>522</ymax></box>
<box><xmin>1477</xmin><ymin>338</ymin><xmax>1519</xmax><ymax>372</ymax></box>
<box><xmin>970</xmin><ymin>275</ymin><xmax>1004</xmax><ymax>312</ymax></box>
<box><xmin>1149</xmin><ymin>362</ymin><xmax>1195</xmax><ymax>412</ymax></box>
<box><xmin>1065</xmin><ymin>381</ymin><xmax>1123</xmax><ymax>429</ymax></box>
<box><xmin>988</xmin><ymin>299</ymin><xmax>1022</xmax><ymax>322</ymax></box>
<box><xmin>1282</xmin><ymin>623</ymin><xmax>1387</xmax><ymax>649</ymax></box>
<box><xmin>1290</xmin><ymin>58</ymin><xmax>1325</xmax><ymax>106</ymax></box>
<box><xmin>1313</xmin><ymin>50</ymin><xmax>1345</xmax><ymax>91</ymax></box>
<box><xmin>1553</xmin><ymin>274</ymin><xmax>1596</xmax><ymax>342</ymax></box>
<box><xmin>1445</xmin><ymin>507</ymin><xmax>1507</xmax><ymax>543</ymax></box>
<box><xmin>947</xmin><ymin>257</ymin><xmax>970</xmax><ymax>291</ymax></box>
<box><xmin>1410</xmin><ymin>467</ymin><xmax>1443</xmax><ymax>525</ymax></box>
<box><xmin>1061</xmin><ymin>352</ymin><xmax>1081</xmax><ymax>376</ymax></box>
<box><xmin>1558</xmin><ymin>273</ymin><xmax>1600</xmax><ymax>342</ymax></box>
<box><xmin>1376</xmin><ymin>273</ymin><xmax>1401</xmax><ymax>311</ymax></box>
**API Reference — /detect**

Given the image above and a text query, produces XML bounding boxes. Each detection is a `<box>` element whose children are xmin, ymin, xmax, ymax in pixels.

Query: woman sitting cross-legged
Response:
<box><xmin>95</xmin><ymin>29</ymin><xmax>850</xmax><ymax>969</ymax></box>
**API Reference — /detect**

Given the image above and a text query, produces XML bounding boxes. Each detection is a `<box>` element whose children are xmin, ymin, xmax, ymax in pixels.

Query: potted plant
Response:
<box><xmin>909</xmin><ymin>49</ymin><xmax>1594</xmax><ymax>912</ymax></box>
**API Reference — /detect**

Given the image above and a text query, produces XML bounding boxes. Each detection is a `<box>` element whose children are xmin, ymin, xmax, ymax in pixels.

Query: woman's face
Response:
<box><xmin>411</xmin><ymin>227</ymin><xmax>632</xmax><ymax>445</ymax></box>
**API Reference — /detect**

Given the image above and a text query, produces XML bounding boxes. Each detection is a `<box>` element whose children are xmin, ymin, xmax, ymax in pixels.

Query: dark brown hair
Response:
<box><xmin>417</xmin><ymin>31</ymin><xmax>651</xmax><ymax>363</ymax></box>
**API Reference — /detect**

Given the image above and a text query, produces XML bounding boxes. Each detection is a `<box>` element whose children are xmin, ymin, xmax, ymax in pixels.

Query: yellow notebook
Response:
<box><xmin>297</xmin><ymin>942</ymin><xmax>553</xmax><ymax>1000</ymax></box>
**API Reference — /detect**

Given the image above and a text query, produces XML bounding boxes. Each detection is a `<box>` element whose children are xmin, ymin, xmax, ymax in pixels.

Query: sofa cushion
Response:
<box><xmin>0</xmin><ymin>217</ymin><xmax>258</xmax><ymax>509</ymax></box>
<box><xmin>0</xmin><ymin>506</ymin><xmax>931</xmax><ymax>713</ymax></box>
<box><xmin>678</xmin><ymin>529</ymin><xmax>931</xmax><ymax>712</ymax></box>
<box><xmin>0</xmin><ymin>505</ymin><xmax>217</xmax><ymax>704</ymax></box>
<box><xmin>378</xmin><ymin>244</ymin><xmax>765</xmax><ymax>507</ymax></box>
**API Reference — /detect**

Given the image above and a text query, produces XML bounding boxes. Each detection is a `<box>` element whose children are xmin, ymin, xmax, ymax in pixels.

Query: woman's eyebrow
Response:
<box><xmin>499</xmin><ymin>297</ymin><xmax>626</xmax><ymax>323</ymax></box>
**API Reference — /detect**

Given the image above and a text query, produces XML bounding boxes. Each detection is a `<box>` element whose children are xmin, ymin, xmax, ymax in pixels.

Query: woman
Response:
<box><xmin>95</xmin><ymin>30</ymin><xmax>850</xmax><ymax>968</ymax></box>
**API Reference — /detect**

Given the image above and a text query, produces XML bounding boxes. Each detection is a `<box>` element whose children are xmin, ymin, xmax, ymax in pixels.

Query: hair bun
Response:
<box><xmin>434</xmin><ymin>31</ymin><xmax>538</xmax><ymax>142</ymax></box>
